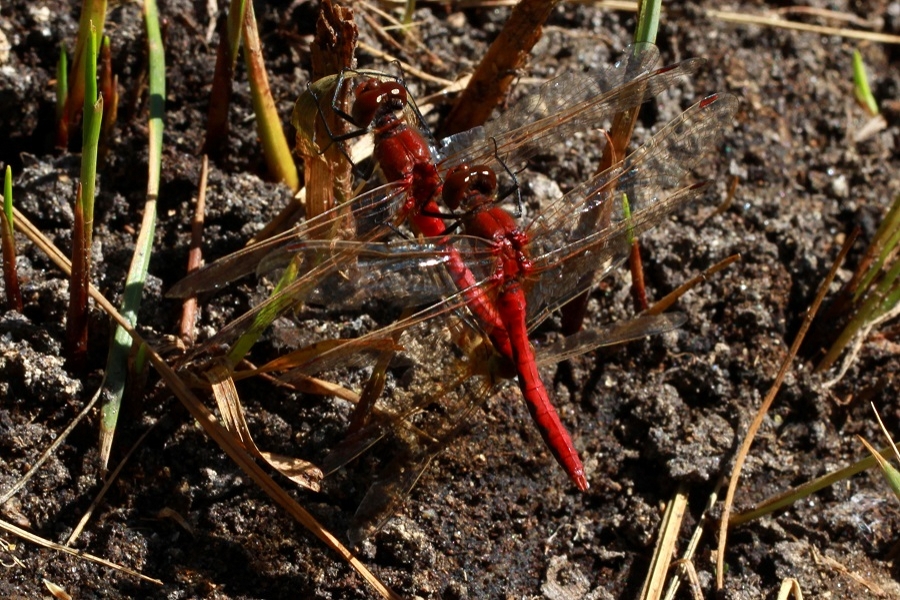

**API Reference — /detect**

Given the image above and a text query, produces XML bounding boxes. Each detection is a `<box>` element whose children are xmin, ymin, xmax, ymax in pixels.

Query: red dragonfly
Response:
<box><xmin>169</xmin><ymin>45</ymin><xmax>734</xmax><ymax>490</ymax></box>
<box><xmin>294</xmin><ymin>53</ymin><xmax>729</xmax><ymax>489</ymax></box>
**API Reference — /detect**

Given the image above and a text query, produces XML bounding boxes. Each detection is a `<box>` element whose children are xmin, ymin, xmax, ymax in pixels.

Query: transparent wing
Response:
<box><xmin>437</xmin><ymin>43</ymin><xmax>660</xmax><ymax>161</ymax></box>
<box><xmin>522</xmin><ymin>93</ymin><xmax>739</xmax><ymax>324</ymax></box>
<box><xmin>191</xmin><ymin>95</ymin><xmax>735</xmax><ymax>371</ymax></box>
<box><xmin>255</xmin><ymin>236</ymin><xmax>500</xmax><ymax>310</ymax></box>
<box><xmin>321</xmin><ymin>310</ymin><xmax>686</xmax><ymax>544</ymax></box>
<box><xmin>440</xmin><ymin>50</ymin><xmax>706</xmax><ymax>182</ymax></box>
<box><xmin>167</xmin><ymin>180</ymin><xmax>410</xmax><ymax>298</ymax></box>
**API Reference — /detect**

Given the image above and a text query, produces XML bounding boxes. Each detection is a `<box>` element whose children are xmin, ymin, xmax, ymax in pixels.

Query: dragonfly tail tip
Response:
<box><xmin>574</xmin><ymin>473</ymin><xmax>589</xmax><ymax>491</ymax></box>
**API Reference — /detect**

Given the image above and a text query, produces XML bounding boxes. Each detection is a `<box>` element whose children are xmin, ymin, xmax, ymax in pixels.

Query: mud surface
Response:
<box><xmin>1</xmin><ymin>0</ymin><xmax>900</xmax><ymax>598</ymax></box>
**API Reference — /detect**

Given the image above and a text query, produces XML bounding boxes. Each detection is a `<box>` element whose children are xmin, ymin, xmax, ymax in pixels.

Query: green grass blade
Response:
<box><xmin>227</xmin><ymin>254</ymin><xmax>303</xmax><ymax>365</ymax></box>
<box><xmin>56</xmin><ymin>44</ymin><xmax>68</xmax><ymax>118</ymax></box>
<box><xmin>145</xmin><ymin>3</ymin><xmax>164</xmax><ymax>197</ymax></box>
<box><xmin>879</xmin><ymin>460</ymin><xmax>900</xmax><ymax>500</ymax></box>
<box><xmin>3</xmin><ymin>166</ymin><xmax>12</xmax><ymax>227</ymax></box>
<box><xmin>859</xmin><ymin>436</ymin><xmax>900</xmax><ymax>502</ymax></box>
<box><xmin>634</xmin><ymin>0</ymin><xmax>661</xmax><ymax>44</ymax></box>
<box><xmin>622</xmin><ymin>192</ymin><xmax>636</xmax><ymax>244</ymax></box>
<box><xmin>820</xmin><ymin>195</ymin><xmax>900</xmax><ymax>371</ymax></box>
<box><xmin>1</xmin><ymin>166</ymin><xmax>22</xmax><ymax>312</ymax></box>
<box><xmin>730</xmin><ymin>444</ymin><xmax>896</xmax><ymax>525</ymax></box>
<box><xmin>881</xmin><ymin>280</ymin><xmax>900</xmax><ymax>315</ymax></box>
<box><xmin>854</xmin><ymin>195</ymin><xmax>900</xmax><ymax>300</ymax></box>
<box><xmin>98</xmin><ymin>0</ymin><xmax>165</xmax><ymax>469</ymax></box>
<box><xmin>401</xmin><ymin>0</ymin><xmax>416</xmax><ymax>27</ymax></box>
<box><xmin>66</xmin><ymin>26</ymin><xmax>102</xmax><ymax>368</ymax></box>
<box><xmin>852</xmin><ymin>49</ymin><xmax>879</xmax><ymax>116</ymax></box>
<box><xmin>56</xmin><ymin>44</ymin><xmax>69</xmax><ymax>147</ymax></box>
<box><xmin>67</xmin><ymin>0</ymin><xmax>107</xmax><ymax>124</ymax></box>
<box><xmin>80</xmin><ymin>25</ymin><xmax>102</xmax><ymax>253</ymax></box>
<box><xmin>227</xmin><ymin>0</ymin><xmax>247</xmax><ymax>65</ymax></box>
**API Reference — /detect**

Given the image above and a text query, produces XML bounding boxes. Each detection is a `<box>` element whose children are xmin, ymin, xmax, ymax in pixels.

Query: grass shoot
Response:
<box><xmin>98</xmin><ymin>35</ymin><xmax>118</xmax><ymax>157</ymax></box>
<box><xmin>241</xmin><ymin>3</ymin><xmax>298</xmax><ymax>190</ymax></box>
<box><xmin>55</xmin><ymin>44</ymin><xmax>68</xmax><ymax>148</ymax></box>
<box><xmin>400</xmin><ymin>0</ymin><xmax>416</xmax><ymax>28</ymax></box>
<box><xmin>612</xmin><ymin>0</ymin><xmax>661</xmax><ymax>315</ymax></box>
<box><xmin>64</xmin><ymin>0</ymin><xmax>107</xmax><ymax>143</ymax></box>
<box><xmin>203</xmin><ymin>0</ymin><xmax>246</xmax><ymax>157</ymax></box>
<box><xmin>178</xmin><ymin>155</ymin><xmax>209</xmax><ymax>345</ymax></box>
<box><xmin>730</xmin><ymin>443</ymin><xmax>899</xmax><ymax>526</ymax></box>
<box><xmin>1</xmin><ymin>165</ymin><xmax>22</xmax><ymax>312</ymax></box>
<box><xmin>203</xmin><ymin>0</ymin><xmax>297</xmax><ymax>190</ymax></box>
<box><xmin>65</xmin><ymin>24</ymin><xmax>103</xmax><ymax>368</ymax></box>
<box><xmin>859</xmin><ymin>404</ymin><xmax>900</xmax><ymax>503</ymax></box>
<box><xmin>98</xmin><ymin>0</ymin><xmax>165</xmax><ymax>470</ymax></box>
<box><xmin>852</xmin><ymin>49</ymin><xmax>879</xmax><ymax>116</ymax></box>
<box><xmin>816</xmin><ymin>194</ymin><xmax>900</xmax><ymax>374</ymax></box>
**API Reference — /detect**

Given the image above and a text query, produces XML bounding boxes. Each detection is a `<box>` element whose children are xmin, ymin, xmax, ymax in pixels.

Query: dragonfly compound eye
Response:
<box><xmin>352</xmin><ymin>80</ymin><xmax>408</xmax><ymax>128</ymax></box>
<box><xmin>443</xmin><ymin>165</ymin><xmax>498</xmax><ymax>211</ymax></box>
<box><xmin>469</xmin><ymin>167</ymin><xmax>497</xmax><ymax>197</ymax></box>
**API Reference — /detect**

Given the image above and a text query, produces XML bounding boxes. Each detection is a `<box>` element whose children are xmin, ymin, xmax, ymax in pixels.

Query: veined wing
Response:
<box><xmin>317</xmin><ymin>310</ymin><xmax>685</xmax><ymax>544</ymax></box>
<box><xmin>171</xmin><ymin>67</ymin><xmax>443</xmax><ymax>301</ymax></box>
<box><xmin>256</xmin><ymin>235</ymin><xmax>501</xmax><ymax>311</ymax></box>
<box><xmin>522</xmin><ymin>93</ymin><xmax>739</xmax><ymax>325</ymax></box>
<box><xmin>169</xmin><ymin>49</ymin><xmax>704</xmax><ymax>329</ymax></box>
<box><xmin>179</xmin><ymin>94</ymin><xmax>733</xmax><ymax>367</ymax></box>
<box><xmin>191</xmin><ymin>231</ymin><xmax>506</xmax><ymax>354</ymax></box>
<box><xmin>167</xmin><ymin>180</ymin><xmax>410</xmax><ymax>298</ymax></box>
<box><xmin>220</xmin><ymin>84</ymin><xmax>731</xmax><ymax>361</ymax></box>
<box><xmin>437</xmin><ymin>43</ymin><xmax>659</xmax><ymax>159</ymax></box>
<box><xmin>440</xmin><ymin>50</ymin><xmax>706</xmax><ymax>183</ymax></box>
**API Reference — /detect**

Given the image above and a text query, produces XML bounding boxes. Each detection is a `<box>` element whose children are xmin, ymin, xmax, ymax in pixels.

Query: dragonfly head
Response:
<box><xmin>352</xmin><ymin>79</ymin><xmax>408</xmax><ymax>129</ymax></box>
<box><xmin>442</xmin><ymin>164</ymin><xmax>498</xmax><ymax>212</ymax></box>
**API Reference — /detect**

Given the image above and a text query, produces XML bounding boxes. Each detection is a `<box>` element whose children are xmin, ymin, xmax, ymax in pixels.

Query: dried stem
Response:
<box><xmin>179</xmin><ymin>155</ymin><xmax>209</xmax><ymax>344</ymax></box>
<box><xmin>440</xmin><ymin>0</ymin><xmax>558</xmax><ymax>136</ymax></box>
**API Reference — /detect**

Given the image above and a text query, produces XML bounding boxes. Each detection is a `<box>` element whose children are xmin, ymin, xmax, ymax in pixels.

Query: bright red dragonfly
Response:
<box><xmin>171</xmin><ymin>45</ymin><xmax>708</xmax><ymax>483</ymax></box>
<box><xmin>169</xmin><ymin>44</ymin><xmax>735</xmax><ymax>492</ymax></box>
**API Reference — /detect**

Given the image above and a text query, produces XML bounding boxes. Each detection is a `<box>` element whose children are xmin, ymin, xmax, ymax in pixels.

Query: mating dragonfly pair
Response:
<box><xmin>170</xmin><ymin>43</ymin><xmax>738</xmax><ymax>543</ymax></box>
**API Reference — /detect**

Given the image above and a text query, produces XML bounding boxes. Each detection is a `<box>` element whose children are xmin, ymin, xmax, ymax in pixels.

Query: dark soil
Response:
<box><xmin>2</xmin><ymin>0</ymin><xmax>900</xmax><ymax>598</ymax></box>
